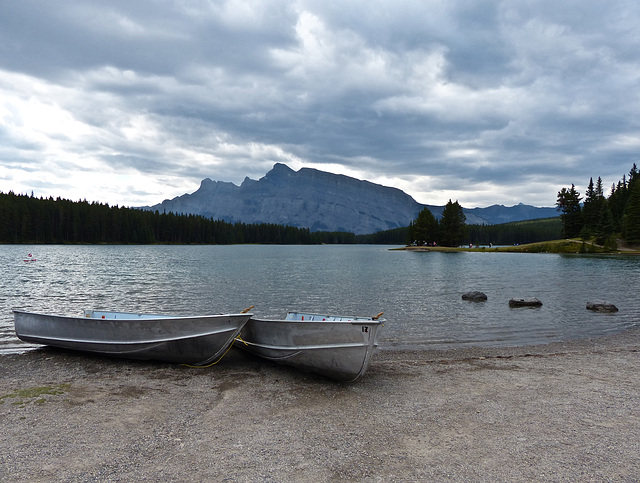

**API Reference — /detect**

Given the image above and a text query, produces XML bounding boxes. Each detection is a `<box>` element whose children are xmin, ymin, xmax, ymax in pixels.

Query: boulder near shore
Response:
<box><xmin>586</xmin><ymin>301</ymin><xmax>619</xmax><ymax>312</ymax></box>
<box><xmin>462</xmin><ymin>291</ymin><xmax>488</xmax><ymax>302</ymax></box>
<box><xmin>509</xmin><ymin>297</ymin><xmax>543</xmax><ymax>308</ymax></box>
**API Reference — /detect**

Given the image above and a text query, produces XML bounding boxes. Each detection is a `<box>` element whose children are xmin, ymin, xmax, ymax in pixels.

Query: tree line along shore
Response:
<box><xmin>0</xmin><ymin>191</ymin><xmax>555</xmax><ymax>246</ymax></box>
<box><xmin>407</xmin><ymin>163</ymin><xmax>640</xmax><ymax>252</ymax></box>
<box><xmin>1</xmin><ymin>163</ymin><xmax>638</xmax><ymax>250</ymax></box>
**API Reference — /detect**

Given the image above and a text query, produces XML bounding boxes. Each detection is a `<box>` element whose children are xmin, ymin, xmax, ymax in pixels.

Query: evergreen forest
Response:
<box><xmin>406</xmin><ymin>199</ymin><xmax>468</xmax><ymax>247</ymax></box>
<box><xmin>556</xmin><ymin>163</ymin><xmax>640</xmax><ymax>246</ymax></box>
<box><xmin>0</xmin><ymin>192</ymin><xmax>339</xmax><ymax>245</ymax></box>
<box><xmin>466</xmin><ymin>218</ymin><xmax>562</xmax><ymax>246</ymax></box>
<box><xmin>407</xmin><ymin>200</ymin><xmax>562</xmax><ymax>247</ymax></box>
<box><xmin>0</xmin><ymin>191</ymin><xmax>564</xmax><ymax>246</ymax></box>
<box><xmin>407</xmin><ymin>163</ymin><xmax>640</xmax><ymax>248</ymax></box>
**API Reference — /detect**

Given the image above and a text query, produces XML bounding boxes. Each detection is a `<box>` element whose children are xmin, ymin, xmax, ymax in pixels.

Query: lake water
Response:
<box><xmin>1</xmin><ymin>244</ymin><xmax>639</xmax><ymax>354</ymax></box>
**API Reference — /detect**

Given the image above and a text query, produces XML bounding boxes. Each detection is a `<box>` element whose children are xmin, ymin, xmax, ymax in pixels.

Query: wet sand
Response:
<box><xmin>1</xmin><ymin>329</ymin><xmax>639</xmax><ymax>482</ymax></box>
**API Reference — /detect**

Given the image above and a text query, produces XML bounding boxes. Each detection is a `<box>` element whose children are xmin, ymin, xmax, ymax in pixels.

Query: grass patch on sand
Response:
<box><xmin>493</xmin><ymin>240</ymin><xmax>598</xmax><ymax>253</ymax></box>
<box><xmin>1</xmin><ymin>384</ymin><xmax>71</xmax><ymax>407</ymax></box>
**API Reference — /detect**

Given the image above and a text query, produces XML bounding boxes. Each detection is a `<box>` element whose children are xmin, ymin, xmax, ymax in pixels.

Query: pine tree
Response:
<box><xmin>629</xmin><ymin>163</ymin><xmax>639</xmax><ymax>185</ymax></box>
<box><xmin>582</xmin><ymin>176</ymin><xmax>608</xmax><ymax>238</ymax></box>
<box><xmin>556</xmin><ymin>184</ymin><xmax>582</xmax><ymax>238</ymax></box>
<box><xmin>622</xmin><ymin>182</ymin><xmax>640</xmax><ymax>244</ymax></box>
<box><xmin>595</xmin><ymin>176</ymin><xmax>604</xmax><ymax>198</ymax></box>
<box><xmin>408</xmin><ymin>207</ymin><xmax>438</xmax><ymax>245</ymax></box>
<box><xmin>594</xmin><ymin>202</ymin><xmax>614</xmax><ymax>245</ymax></box>
<box><xmin>608</xmin><ymin>180</ymin><xmax>627</xmax><ymax>232</ymax></box>
<box><xmin>581</xmin><ymin>178</ymin><xmax>598</xmax><ymax>236</ymax></box>
<box><xmin>438</xmin><ymin>200</ymin><xmax>466</xmax><ymax>247</ymax></box>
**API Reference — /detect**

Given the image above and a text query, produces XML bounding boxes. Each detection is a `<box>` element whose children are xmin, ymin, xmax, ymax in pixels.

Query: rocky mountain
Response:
<box><xmin>145</xmin><ymin>163</ymin><xmax>558</xmax><ymax>235</ymax></box>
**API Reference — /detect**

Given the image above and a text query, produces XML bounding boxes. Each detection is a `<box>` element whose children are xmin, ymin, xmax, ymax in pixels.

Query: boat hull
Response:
<box><xmin>13</xmin><ymin>310</ymin><xmax>252</xmax><ymax>365</ymax></box>
<box><xmin>235</xmin><ymin>313</ymin><xmax>382</xmax><ymax>382</ymax></box>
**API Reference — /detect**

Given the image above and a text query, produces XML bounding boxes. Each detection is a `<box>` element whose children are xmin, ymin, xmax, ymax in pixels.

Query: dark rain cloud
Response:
<box><xmin>0</xmin><ymin>0</ymin><xmax>639</xmax><ymax>207</ymax></box>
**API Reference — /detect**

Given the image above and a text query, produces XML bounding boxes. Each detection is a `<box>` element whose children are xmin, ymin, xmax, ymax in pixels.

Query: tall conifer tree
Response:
<box><xmin>556</xmin><ymin>184</ymin><xmax>582</xmax><ymax>238</ymax></box>
<box><xmin>439</xmin><ymin>200</ymin><xmax>466</xmax><ymax>247</ymax></box>
<box><xmin>622</xmin><ymin>182</ymin><xmax>640</xmax><ymax>244</ymax></box>
<box><xmin>408</xmin><ymin>207</ymin><xmax>438</xmax><ymax>245</ymax></box>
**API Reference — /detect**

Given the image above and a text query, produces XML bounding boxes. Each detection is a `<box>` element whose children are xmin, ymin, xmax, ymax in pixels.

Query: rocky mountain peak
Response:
<box><xmin>145</xmin><ymin>164</ymin><xmax>557</xmax><ymax>234</ymax></box>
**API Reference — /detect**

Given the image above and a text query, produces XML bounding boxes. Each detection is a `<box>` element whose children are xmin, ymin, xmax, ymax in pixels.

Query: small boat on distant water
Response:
<box><xmin>235</xmin><ymin>311</ymin><xmax>383</xmax><ymax>382</ymax></box>
<box><xmin>23</xmin><ymin>253</ymin><xmax>37</xmax><ymax>262</ymax></box>
<box><xmin>13</xmin><ymin>309</ymin><xmax>253</xmax><ymax>365</ymax></box>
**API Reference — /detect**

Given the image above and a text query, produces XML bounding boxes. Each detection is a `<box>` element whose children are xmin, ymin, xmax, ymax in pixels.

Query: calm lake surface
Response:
<box><xmin>1</xmin><ymin>244</ymin><xmax>639</xmax><ymax>354</ymax></box>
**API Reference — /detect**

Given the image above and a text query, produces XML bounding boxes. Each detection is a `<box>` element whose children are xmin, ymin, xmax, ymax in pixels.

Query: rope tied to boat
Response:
<box><xmin>181</xmin><ymin>335</ymin><xmax>250</xmax><ymax>368</ymax></box>
<box><xmin>182</xmin><ymin>309</ymin><xmax>252</xmax><ymax>368</ymax></box>
<box><xmin>181</xmin><ymin>340</ymin><xmax>237</xmax><ymax>368</ymax></box>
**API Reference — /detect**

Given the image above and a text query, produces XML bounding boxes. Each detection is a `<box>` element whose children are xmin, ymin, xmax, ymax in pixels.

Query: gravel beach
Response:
<box><xmin>1</xmin><ymin>329</ymin><xmax>639</xmax><ymax>482</ymax></box>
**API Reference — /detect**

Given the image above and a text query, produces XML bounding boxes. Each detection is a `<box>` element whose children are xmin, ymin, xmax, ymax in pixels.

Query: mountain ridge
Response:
<box><xmin>144</xmin><ymin>163</ymin><xmax>558</xmax><ymax>234</ymax></box>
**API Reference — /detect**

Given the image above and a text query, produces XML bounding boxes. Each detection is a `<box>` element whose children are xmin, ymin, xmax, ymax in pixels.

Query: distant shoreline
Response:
<box><xmin>394</xmin><ymin>239</ymin><xmax>640</xmax><ymax>254</ymax></box>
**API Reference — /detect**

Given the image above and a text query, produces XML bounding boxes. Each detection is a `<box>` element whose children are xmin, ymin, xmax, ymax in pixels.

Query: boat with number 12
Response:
<box><xmin>235</xmin><ymin>311</ymin><xmax>383</xmax><ymax>382</ymax></box>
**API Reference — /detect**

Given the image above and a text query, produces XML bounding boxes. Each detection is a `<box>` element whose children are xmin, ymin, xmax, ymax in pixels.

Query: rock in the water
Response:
<box><xmin>509</xmin><ymin>297</ymin><xmax>542</xmax><ymax>308</ymax></box>
<box><xmin>586</xmin><ymin>301</ymin><xmax>619</xmax><ymax>313</ymax></box>
<box><xmin>462</xmin><ymin>291</ymin><xmax>488</xmax><ymax>302</ymax></box>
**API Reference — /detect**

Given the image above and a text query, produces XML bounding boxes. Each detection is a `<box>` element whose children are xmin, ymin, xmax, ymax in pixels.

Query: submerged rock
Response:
<box><xmin>586</xmin><ymin>301</ymin><xmax>619</xmax><ymax>313</ymax></box>
<box><xmin>509</xmin><ymin>297</ymin><xmax>543</xmax><ymax>308</ymax></box>
<box><xmin>462</xmin><ymin>291</ymin><xmax>488</xmax><ymax>302</ymax></box>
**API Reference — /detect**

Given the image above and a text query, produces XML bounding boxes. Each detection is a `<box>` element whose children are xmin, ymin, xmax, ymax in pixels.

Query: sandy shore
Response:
<box><xmin>2</xmin><ymin>330</ymin><xmax>639</xmax><ymax>482</ymax></box>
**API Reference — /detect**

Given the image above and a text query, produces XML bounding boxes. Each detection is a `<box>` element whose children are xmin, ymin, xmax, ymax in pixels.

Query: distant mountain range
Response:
<box><xmin>144</xmin><ymin>163</ymin><xmax>558</xmax><ymax>235</ymax></box>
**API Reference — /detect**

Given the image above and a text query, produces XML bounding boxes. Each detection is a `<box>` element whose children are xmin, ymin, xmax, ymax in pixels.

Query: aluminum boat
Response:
<box><xmin>235</xmin><ymin>311</ymin><xmax>383</xmax><ymax>382</ymax></box>
<box><xmin>13</xmin><ymin>309</ymin><xmax>253</xmax><ymax>365</ymax></box>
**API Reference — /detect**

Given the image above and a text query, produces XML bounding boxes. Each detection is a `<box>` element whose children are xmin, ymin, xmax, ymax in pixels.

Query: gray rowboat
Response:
<box><xmin>13</xmin><ymin>309</ymin><xmax>253</xmax><ymax>365</ymax></box>
<box><xmin>235</xmin><ymin>311</ymin><xmax>383</xmax><ymax>382</ymax></box>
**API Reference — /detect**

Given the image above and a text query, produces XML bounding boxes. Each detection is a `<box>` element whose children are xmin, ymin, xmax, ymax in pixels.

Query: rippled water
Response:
<box><xmin>1</xmin><ymin>244</ymin><xmax>638</xmax><ymax>353</ymax></box>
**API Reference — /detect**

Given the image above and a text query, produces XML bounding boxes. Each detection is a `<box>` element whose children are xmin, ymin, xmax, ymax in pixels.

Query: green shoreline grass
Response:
<box><xmin>394</xmin><ymin>239</ymin><xmax>640</xmax><ymax>254</ymax></box>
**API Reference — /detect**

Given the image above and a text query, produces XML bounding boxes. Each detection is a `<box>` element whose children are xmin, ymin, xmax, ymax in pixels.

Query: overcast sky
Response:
<box><xmin>1</xmin><ymin>1</ymin><xmax>639</xmax><ymax>209</ymax></box>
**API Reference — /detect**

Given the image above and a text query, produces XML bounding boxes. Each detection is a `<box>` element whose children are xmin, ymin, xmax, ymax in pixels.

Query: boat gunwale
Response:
<box><xmin>284</xmin><ymin>311</ymin><xmax>384</xmax><ymax>322</ymax></box>
<box><xmin>13</xmin><ymin>309</ymin><xmax>252</xmax><ymax>323</ymax></box>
